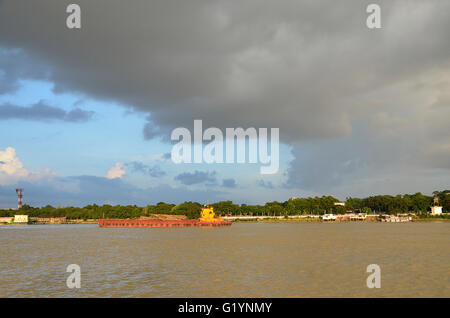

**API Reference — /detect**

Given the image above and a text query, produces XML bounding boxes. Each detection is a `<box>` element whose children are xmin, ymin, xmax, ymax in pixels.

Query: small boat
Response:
<box><xmin>321</xmin><ymin>214</ymin><xmax>337</xmax><ymax>221</ymax></box>
<box><xmin>381</xmin><ymin>216</ymin><xmax>412</xmax><ymax>223</ymax></box>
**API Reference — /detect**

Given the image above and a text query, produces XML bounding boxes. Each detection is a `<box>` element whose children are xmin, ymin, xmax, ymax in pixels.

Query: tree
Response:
<box><xmin>171</xmin><ymin>202</ymin><xmax>202</xmax><ymax>219</ymax></box>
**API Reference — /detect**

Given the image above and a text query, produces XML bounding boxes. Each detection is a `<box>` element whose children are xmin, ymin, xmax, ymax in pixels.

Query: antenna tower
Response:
<box><xmin>16</xmin><ymin>188</ymin><xmax>24</xmax><ymax>209</ymax></box>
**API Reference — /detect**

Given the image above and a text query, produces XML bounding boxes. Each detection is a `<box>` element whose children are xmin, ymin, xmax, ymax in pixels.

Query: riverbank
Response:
<box><xmin>234</xmin><ymin>216</ymin><xmax>450</xmax><ymax>223</ymax></box>
<box><xmin>3</xmin><ymin>216</ymin><xmax>449</xmax><ymax>225</ymax></box>
<box><xmin>236</xmin><ymin>217</ymin><xmax>321</xmax><ymax>223</ymax></box>
<box><xmin>416</xmin><ymin>217</ymin><xmax>450</xmax><ymax>222</ymax></box>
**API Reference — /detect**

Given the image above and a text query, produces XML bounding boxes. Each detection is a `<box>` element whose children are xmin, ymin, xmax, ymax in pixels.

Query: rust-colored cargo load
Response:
<box><xmin>139</xmin><ymin>214</ymin><xmax>187</xmax><ymax>221</ymax></box>
<box><xmin>98</xmin><ymin>206</ymin><xmax>231</xmax><ymax>228</ymax></box>
<box><xmin>98</xmin><ymin>219</ymin><xmax>231</xmax><ymax>228</ymax></box>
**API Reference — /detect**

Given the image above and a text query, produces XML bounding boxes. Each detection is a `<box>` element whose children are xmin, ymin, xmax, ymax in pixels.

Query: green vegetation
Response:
<box><xmin>418</xmin><ymin>214</ymin><xmax>450</xmax><ymax>221</ymax></box>
<box><xmin>0</xmin><ymin>190</ymin><xmax>448</xmax><ymax>219</ymax></box>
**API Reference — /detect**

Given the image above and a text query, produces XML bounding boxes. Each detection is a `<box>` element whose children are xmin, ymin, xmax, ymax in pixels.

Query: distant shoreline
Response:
<box><xmin>2</xmin><ymin>214</ymin><xmax>449</xmax><ymax>226</ymax></box>
<box><xmin>232</xmin><ymin>216</ymin><xmax>450</xmax><ymax>223</ymax></box>
<box><xmin>3</xmin><ymin>218</ymin><xmax>448</xmax><ymax>226</ymax></box>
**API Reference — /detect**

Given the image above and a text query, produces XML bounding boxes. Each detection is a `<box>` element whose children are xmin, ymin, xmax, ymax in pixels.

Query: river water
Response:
<box><xmin>0</xmin><ymin>222</ymin><xmax>448</xmax><ymax>297</ymax></box>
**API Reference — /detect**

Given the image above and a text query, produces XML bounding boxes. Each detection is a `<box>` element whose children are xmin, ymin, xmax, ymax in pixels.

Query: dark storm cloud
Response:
<box><xmin>1</xmin><ymin>0</ymin><xmax>449</xmax><ymax>195</ymax></box>
<box><xmin>3</xmin><ymin>0</ymin><xmax>440</xmax><ymax>139</ymax></box>
<box><xmin>0</xmin><ymin>47</ymin><xmax>51</xmax><ymax>95</ymax></box>
<box><xmin>174</xmin><ymin>170</ymin><xmax>217</xmax><ymax>185</ymax></box>
<box><xmin>222</xmin><ymin>178</ymin><xmax>237</xmax><ymax>188</ymax></box>
<box><xmin>0</xmin><ymin>101</ymin><xmax>95</xmax><ymax>122</ymax></box>
<box><xmin>126</xmin><ymin>161</ymin><xmax>166</xmax><ymax>178</ymax></box>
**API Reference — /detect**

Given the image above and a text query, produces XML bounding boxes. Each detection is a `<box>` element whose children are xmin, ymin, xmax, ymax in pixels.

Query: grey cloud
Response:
<box><xmin>0</xmin><ymin>47</ymin><xmax>51</xmax><ymax>95</ymax></box>
<box><xmin>5</xmin><ymin>0</ymin><xmax>449</xmax><ymax>140</ymax></box>
<box><xmin>73</xmin><ymin>99</ymin><xmax>84</xmax><ymax>107</ymax></box>
<box><xmin>0</xmin><ymin>101</ymin><xmax>95</xmax><ymax>122</ymax></box>
<box><xmin>64</xmin><ymin>108</ymin><xmax>95</xmax><ymax>122</ymax></box>
<box><xmin>0</xmin><ymin>0</ymin><xmax>449</xmax><ymax>195</ymax></box>
<box><xmin>143</xmin><ymin>119</ymin><xmax>164</xmax><ymax>140</ymax></box>
<box><xmin>126</xmin><ymin>161</ymin><xmax>166</xmax><ymax>178</ymax></box>
<box><xmin>222</xmin><ymin>178</ymin><xmax>237</xmax><ymax>188</ymax></box>
<box><xmin>174</xmin><ymin>170</ymin><xmax>217</xmax><ymax>185</ymax></box>
<box><xmin>0</xmin><ymin>176</ymin><xmax>226</xmax><ymax>208</ymax></box>
<box><xmin>258</xmin><ymin>180</ymin><xmax>274</xmax><ymax>189</ymax></box>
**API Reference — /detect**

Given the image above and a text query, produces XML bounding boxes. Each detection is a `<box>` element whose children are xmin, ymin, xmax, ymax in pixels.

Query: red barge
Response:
<box><xmin>98</xmin><ymin>205</ymin><xmax>232</xmax><ymax>228</ymax></box>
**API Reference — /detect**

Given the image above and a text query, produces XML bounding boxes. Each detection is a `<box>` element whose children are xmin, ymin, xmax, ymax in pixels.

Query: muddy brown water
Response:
<box><xmin>0</xmin><ymin>222</ymin><xmax>448</xmax><ymax>297</ymax></box>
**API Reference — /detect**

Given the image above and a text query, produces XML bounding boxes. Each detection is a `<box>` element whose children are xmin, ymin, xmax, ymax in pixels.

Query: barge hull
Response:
<box><xmin>98</xmin><ymin>219</ymin><xmax>232</xmax><ymax>228</ymax></box>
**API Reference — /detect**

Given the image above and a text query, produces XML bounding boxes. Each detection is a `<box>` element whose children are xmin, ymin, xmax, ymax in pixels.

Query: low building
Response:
<box><xmin>14</xmin><ymin>215</ymin><xmax>29</xmax><ymax>224</ymax></box>
<box><xmin>334</xmin><ymin>202</ymin><xmax>345</xmax><ymax>207</ymax></box>
<box><xmin>350</xmin><ymin>214</ymin><xmax>367</xmax><ymax>221</ymax></box>
<box><xmin>336</xmin><ymin>215</ymin><xmax>350</xmax><ymax>222</ymax></box>
<box><xmin>381</xmin><ymin>215</ymin><xmax>412</xmax><ymax>222</ymax></box>
<box><xmin>0</xmin><ymin>217</ymin><xmax>14</xmax><ymax>224</ymax></box>
<box><xmin>30</xmin><ymin>217</ymin><xmax>67</xmax><ymax>224</ymax></box>
<box><xmin>431</xmin><ymin>206</ymin><xmax>443</xmax><ymax>215</ymax></box>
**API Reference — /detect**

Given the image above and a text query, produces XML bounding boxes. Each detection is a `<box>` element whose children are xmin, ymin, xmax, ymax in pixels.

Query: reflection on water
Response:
<box><xmin>0</xmin><ymin>222</ymin><xmax>448</xmax><ymax>297</ymax></box>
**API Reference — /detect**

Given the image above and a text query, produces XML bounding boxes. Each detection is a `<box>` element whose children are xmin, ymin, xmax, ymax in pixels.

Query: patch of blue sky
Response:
<box><xmin>0</xmin><ymin>80</ymin><xmax>167</xmax><ymax>178</ymax></box>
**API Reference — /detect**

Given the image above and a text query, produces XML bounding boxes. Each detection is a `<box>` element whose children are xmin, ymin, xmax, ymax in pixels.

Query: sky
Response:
<box><xmin>0</xmin><ymin>0</ymin><xmax>449</xmax><ymax>208</ymax></box>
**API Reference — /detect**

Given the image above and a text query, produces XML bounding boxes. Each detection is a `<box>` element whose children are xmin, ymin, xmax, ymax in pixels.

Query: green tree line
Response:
<box><xmin>0</xmin><ymin>190</ymin><xmax>448</xmax><ymax>219</ymax></box>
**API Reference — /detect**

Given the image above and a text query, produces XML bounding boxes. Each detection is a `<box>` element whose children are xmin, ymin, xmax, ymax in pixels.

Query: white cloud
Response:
<box><xmin>0</xmin><ymin>147</ymin><xmax>56</xmax><ymax>185</ymax></box>
<box><xmin>0</xmin><ymin>147</ymin><xmax>28</xmax><ymax>178</ymax></box>
<box><xmin>106</xmin><ymin>162</ymin><xmax>126</xmax><ymax>179</ymax></box>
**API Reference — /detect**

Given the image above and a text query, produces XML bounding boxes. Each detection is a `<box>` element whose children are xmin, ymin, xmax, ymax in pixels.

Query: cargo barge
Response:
<box><xmin>98</xmin><ymin>205</ymin><xmax>232</xmax><ymax>228</ymax></box>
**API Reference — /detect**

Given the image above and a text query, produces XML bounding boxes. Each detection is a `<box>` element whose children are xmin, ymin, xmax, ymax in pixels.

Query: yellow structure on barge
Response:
<box><xmin>200</xmin><ymin>205</ymin><xmax>225</xmax><ymax>222</ymax></box>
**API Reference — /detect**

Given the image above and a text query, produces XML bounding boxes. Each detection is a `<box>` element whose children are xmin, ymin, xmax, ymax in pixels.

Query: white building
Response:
<box><xmin>0</xmin><ymin>217</ymin><xmax>14</xmax><ymax>224</ymax></box>
<box><xmin>334</xmin><ymin>202</ymin><xmax>345</xmax><ymax>207</ymax></box>
<box><xmin>431</xmin><ymin>206</ymin><xmax>442</xmax><ymax>215</ymax></box>
<box><xmin>14</xmin><ymin>215</ymin><xmax>29</xmax><ymax>223</ymax></box>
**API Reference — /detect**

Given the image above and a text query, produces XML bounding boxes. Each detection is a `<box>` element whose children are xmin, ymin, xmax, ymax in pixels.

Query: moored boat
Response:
<box><xmin>98</xmin><ymin>205</ymin><xmax>232</xmax><ymax>228</ymax></box>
